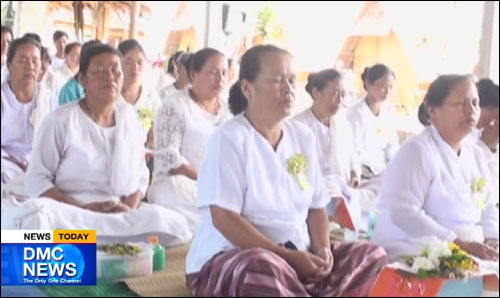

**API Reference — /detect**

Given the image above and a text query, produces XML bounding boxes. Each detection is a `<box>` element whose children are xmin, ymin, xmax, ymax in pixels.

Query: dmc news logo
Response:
<box><xmin>1</xmin><ymin>230</ymin><xmax>96</xmax><ymax>286</ymax></box>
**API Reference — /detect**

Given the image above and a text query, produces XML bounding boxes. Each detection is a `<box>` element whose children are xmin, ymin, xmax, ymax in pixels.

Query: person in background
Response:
<box><xmin>1</xmin><ymin>37</ymin><xmax>56</xmax><ymax>185</ymax></box>
<box><xmin>219</xmin><ymin>57</ymin><xmax>240</xmax><ymax>103</ymax></box>
<box><xmin>38</xmin><ymin>47</ymin><xmax>52</xmax><ymax>83</ymax></box>
<box><xmin>475</xmin><ymin>78</ymin><xmax>499</xmax><ymax>204</ymax></box>
<box><xmin>51</xmin><ymin>30</ymin><xmax>68</xmax><ymax>70</ymax></box>
<box><xmin>159</xmin><ymin>52</ymin><xmax>192</xmax><ymax>101</ymax></box>
<box><xmin>4</xmin><ymin>44</ymin><xmax>192</xmax><ymax>246</ymax></box>
<box><xmin>37</xmin><ymin>46</ymin><xmax>58</xmax><ymax>111</ymax></box>
<box><xmin>1</xmin><ymin>26</ymin><xmax>13</xmax><ymax>84</ymax></box>
<box><xmin>149</xmin><ymin>48</ymin><xmax>231</xmax><ymax>232</ymax></box>
<box><xmin>118</xmin><ymin>39</ymin><xmax>161</xmax><ymax>145</ymax></box>
<box><xmin>52</xmin><ymin>42</ymin><xmax>81</xmax><ymax>98</ymax></box>
<box><xmin>58</xmin><ymin>39</ymin><xmax>101</xmax><ymax>106</ymax></box>
<box><xmin>294</xmin><ymin>69</ymin><xmax>377</xmax><ymax>232</ymax></box>
<box><xmin>153</xmin><ymin>51</ymin><xmax>184</xmax><ymax>93</ymax></box>
<box><xmin>348</xmin><ymin>64</ymin><xmax>399</xmax><ymax>178</ymax></box>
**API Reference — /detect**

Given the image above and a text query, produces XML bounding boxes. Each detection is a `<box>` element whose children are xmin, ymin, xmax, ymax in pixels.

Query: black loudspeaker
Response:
<box><xmin>222</xmin><ymin>3</ymin><xmax>246</xmax><ymax>35</ymax></box>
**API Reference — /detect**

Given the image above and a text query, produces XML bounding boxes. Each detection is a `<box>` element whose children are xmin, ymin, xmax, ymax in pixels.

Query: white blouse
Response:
<box><xmin>1</xmin><ymin>81</ymin><xmax>55</xmax><ymax>163</ymax></box>
<box><xmin>473</xmin><ymin>130</ymin><xmax>499</xmax><ymax>204</ymax></box>
<box><xmin>159</xmin><ymin>83</ymin><xmax>187</xmax><ymax>102</ymax></box>
<box><xmin>373</xmin><ymin>125</ymin><xmax>499</xmax><ymax>258</ymax></box>
<box><xmin>1</xmin><ymin>64</ymin><xmax>9</xmax><ymax>85</ymax></box>
<box><xmin>25</xmin><ymin>101</ymin><xmax>149</xmax><ymax>204</ymax></box>
<box><xmin>329</xmin><ymin>109</ymin><xmax>361</xmax><ymax>185</ymax></box>
<box><xmin>186</xmin><ymin>115</ymin><xmax>330</xmax><ymax>274</ymax></box>
<box><xmin>50</xmin><ymin>56</ymin><xmax>66</xmax><ymax>71</ymax></box>
<box><xmin>152</xmin><ymin>89</ymin><xmax>231</xmax><ymax>183</ymax></box>
<box><xmin>119</xmin><ymin>85</ymin><xmax>162</xmax><ymax>140</ymax></box>
<box><xmin>52</xmin><ymin>64</ymin><xmax>74</xmax><ymax>88</ymax></box>
<box><xmin>347</xmin><ymin>99</ymin><xmax>399</xmax><ymax>176</ymax></box>
<box><xmin>294</xmin><ymin>108</ymin><xmax>331</xmax><ymax>178</ymax></box>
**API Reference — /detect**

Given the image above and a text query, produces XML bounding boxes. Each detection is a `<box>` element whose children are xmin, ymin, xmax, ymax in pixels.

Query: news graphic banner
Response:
<box><xmin>1</xmin><ymin>230</ymin><xmax>96</xmax><ymax>286</ymax></box>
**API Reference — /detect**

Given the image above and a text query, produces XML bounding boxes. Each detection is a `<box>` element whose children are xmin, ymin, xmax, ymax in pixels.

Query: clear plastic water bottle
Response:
<box><xmin>148</xmin><ymin>235</ymin><xmax>165</xmax><ymax>271</ymax></box>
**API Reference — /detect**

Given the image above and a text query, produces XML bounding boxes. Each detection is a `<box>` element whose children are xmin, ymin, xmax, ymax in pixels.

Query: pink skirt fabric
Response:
<box><xmin>186</xmin><ymin>239</ymin><xmax>388</xmax><ymax>297</ymax></box>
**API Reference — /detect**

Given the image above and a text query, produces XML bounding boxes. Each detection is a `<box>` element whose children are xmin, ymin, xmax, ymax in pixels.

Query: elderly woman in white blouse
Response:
<box><xmin>148</xmin><ymin>48</ymin><xmax>231</xmax><ymax>232</ymax></box>
<box><xmin>1</xmin><ymin>37</ymin><xmax>56</xmax><ymax>185</ymax></box>
<box><xmin>373</xmin><ymin>75</ymin><xmax>499</xmax><ymax>261</ymax></box>
<box><xmin>1</xmin><ymin>44</ymin><xmax>192</xmax><ymax>246</ymax></box>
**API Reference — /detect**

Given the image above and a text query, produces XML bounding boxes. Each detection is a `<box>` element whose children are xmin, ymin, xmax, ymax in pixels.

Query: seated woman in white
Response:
<box><xmin>475</xmin><ymin>79</ymin><xmax>499</xmax><ymax>203</ymax></box>
<box><xmin>294</xmin><ymin>70</ymin><xmax>347</xmax><ymax>195</ymax></box>
<box><xmin>185</xmin><ymin>45</ymin><xmax>388</xmax><ymax>297</ymax></box>
<box><xmin>373</xmin><ymin>75</ymin><xmax>499</xmax><ymax>261</ymax></box>
<box><xmin>1</xmin><ymin>45</ymin><xmax>192</xmax><ymax>247</ymax></box>
<box><xmin>159</xmin><ymin>52</ymin><xmax>192</xmax><ymax>101</ymax></box>
<box><xmin>347</xmin><ymin>64</ymin><xmax>399</xmax><ymax>177</ymax></box>
<box><xmin>1</xmin><ymin>37</ymin><xmax>55</xmax><ymax>185</ymax></box>
<box><xmin>117</xmin><ymin>39</ymin><xmax>161</xmax><ymax>148</ymax></box>
<box><xmin>52</xmin><ymin>42</ymin><xmax>81</xmax><ymax>99</ymax></box>
<box><xmin>148</xmin><ymin>48</ymin><xmax>231</xmax><ymax>232</ymax></box>
<box><xmin>295</xmin><ymin>69</ymin><xmax>379</xmax><ymax>231</ymax></box>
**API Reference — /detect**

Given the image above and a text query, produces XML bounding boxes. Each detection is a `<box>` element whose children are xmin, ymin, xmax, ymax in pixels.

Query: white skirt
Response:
<box><xmin>1</xmin><ymin>196</ymin><xmax>193</xmax><ymax>247</ymax></box>
<box><xmin>148</xmin><ymin>174</ymin><xmax>200</xmax><ymax>233</ymax></box>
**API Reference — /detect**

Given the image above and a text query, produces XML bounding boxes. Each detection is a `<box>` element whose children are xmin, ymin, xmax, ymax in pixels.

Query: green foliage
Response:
<box><xmin>256</xmin><ymin>5</ymin><xmax>275</xmax><ymax>38</ymax></box>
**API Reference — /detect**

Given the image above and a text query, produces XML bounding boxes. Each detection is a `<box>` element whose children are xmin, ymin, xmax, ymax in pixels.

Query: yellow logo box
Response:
<box><xmin>53</xmin><ymin>230</ymin><xmax>96</xmax><ymax>243</ymax></box>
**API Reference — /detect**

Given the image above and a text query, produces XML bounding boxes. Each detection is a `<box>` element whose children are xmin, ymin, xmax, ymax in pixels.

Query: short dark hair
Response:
<box><xmin>228</xmin><ymin>45</ymin><xmax>289</xmax><ymax>115</ymax></box>
<box><xmin>177</xmin><ymin>52</ymin><xmax>193</xmax><ymax>80</ymax></box>
<box><xmin>305</xmin><ymin>69</ymin><xmax>342</xmax><ymax>97</ymax></box>
<box><xmin>117</xmin><ymin>39</ymin><xmax>144</xmax><ymax>57</ymax></box>
<box><xmin>64</xmin><ymin>42</ymin><xmax>81</xmax><ymax>56</ymax></box>
<box><xmin>189</xmin><ymin>48</ymin><xmax>224</xmax><ymax>76</ymax></box>
<box><xmin>7</xmin><ymin>37</ymin><xmax>41</xmax><ymax>65</ymax></box>
<box><xmin>79</xmin><ymin>44</ymin><xmax>120</xmax><ymax>78</ymax></box>
<box><xmin>418</xmin><ymin>74</ymin><xmax>472</xmax><ymax>126</ymax></box>
<box><xmin>167</xmin><ymin>51</ymin><xmax>183</xmax><ymax>74</ymax></box>
<box><xmin>361</xmin><ymin>64</ymin><xmax>395</xmax><ymax>90</ymax></box>
<box><xmin>477</xmin><ymin>78</ymin><xmax>499</xmax><ymax>108</ymax></box>
<box><xmin>1</xmin><ymin>26</ymin><xmax>13</xmax><ymax>38</ymax></box>
<box><xmin>53</xmin><ymin>30</ymin><xmax>68</xmax><ymax>42</ymax></box>
<box><xmin>81</xmin><ymin>39</ymin><xmax>102</xmax><ymax>54</ymax></box>
<box><xmin>40</xmin><ymin>46</ymin><xmax>51</xmax><ymax>63</ymax></box>
<box><xmin>22</xmin><ymin>33</ymin><xmax>41</xmax><ymax>44</ymax></box>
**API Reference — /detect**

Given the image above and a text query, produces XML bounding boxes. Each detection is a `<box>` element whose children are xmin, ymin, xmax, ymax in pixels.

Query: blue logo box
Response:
<box><xmin>1</xmin><ymin>243</ymin><xmax>96</xmax><ymax>286</ymax></box>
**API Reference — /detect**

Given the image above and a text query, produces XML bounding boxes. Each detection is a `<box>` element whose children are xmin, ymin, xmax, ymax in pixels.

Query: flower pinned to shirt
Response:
<box><xmin>288</xmin><ymin>154</ymin><xmax>310</xmax><ymax>191</ymax></box>
<box><xmin>376</xmin><ymin>123</ymin><xmax>387</xmax><ymax>137</ymax></box>
<box><xmin>471</xmin><ymin>177</ymin><xmax>486</xmax><ymax>211</ymax></box>
<box><xmin>138</xmin><ymin>108</ymin><xmax>153</xmax><ymax>131</ymax></box>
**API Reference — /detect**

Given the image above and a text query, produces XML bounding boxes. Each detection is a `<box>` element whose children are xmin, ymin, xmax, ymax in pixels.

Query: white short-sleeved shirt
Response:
<box><xmin>51</xmin><ymin>56</ymin><xmax>66</xmax><ymax>71</ymax></box>
<box><xmin>373</xmin><ymin>125</ymin><xmax>499</xmax><ymax>258</ymax></box>
<box><xmin>347</xmin><ymin>99</ymin><xmax>399</xmax><ymax>175</ymax></box>
<box><xmin>186</xmin><ymin>114</ymin><xmax>330</xmax><ymax>274</ymax></box>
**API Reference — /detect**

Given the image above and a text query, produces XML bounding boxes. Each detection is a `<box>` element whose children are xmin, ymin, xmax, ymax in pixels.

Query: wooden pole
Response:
<box><xmin>129</xmin><ymin>1</ymin><xmax>140</xmax><ymax>39</ymax></box>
